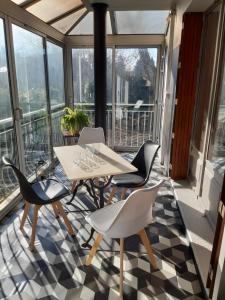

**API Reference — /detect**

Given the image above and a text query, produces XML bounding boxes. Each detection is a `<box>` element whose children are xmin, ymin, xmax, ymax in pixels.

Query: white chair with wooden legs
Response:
<box><xmin>2</xmin><ymin>156</ymin><xmax>75</xmax><ymax>251</ymax></box>
<box><xmin>85</xmin><ymin>180</ymin><xmax>164</xmax><ymax>297</ymax></box>
<box><xmin>71</xmin><ymin>126</ymin><xmax>106</xmax><ymax>195</ymax></box>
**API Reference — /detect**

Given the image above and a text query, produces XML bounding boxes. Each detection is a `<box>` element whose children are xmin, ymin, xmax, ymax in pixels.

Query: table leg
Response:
<box><xmin>81</xmin><ymin>227</ymin><xmax>95</xmax><ymax>249</ymax></box>
<box><xmin>66</xmin><ymin>180</ymin><xmax>84</xmax><ymax>204</ymax></box>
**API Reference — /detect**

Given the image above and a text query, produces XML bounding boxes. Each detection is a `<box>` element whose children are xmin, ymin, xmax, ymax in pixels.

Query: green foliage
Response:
<box><xmin>60</xmin><ymin>106</ymin><xmax>89</xmax><ymax>136</ymax></box>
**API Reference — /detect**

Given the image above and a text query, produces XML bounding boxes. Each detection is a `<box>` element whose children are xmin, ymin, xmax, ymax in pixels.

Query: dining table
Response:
<box><xmin>54</xmin><ymin>142</ymin><xmax>137</xmax><ymax>247</ymax></box>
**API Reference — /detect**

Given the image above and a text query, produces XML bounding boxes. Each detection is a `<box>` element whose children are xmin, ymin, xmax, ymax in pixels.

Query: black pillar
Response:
<box><xmin>92</xmin><ymin>3</ymin><xmax>108</xmax><ymax>135</ymax></box>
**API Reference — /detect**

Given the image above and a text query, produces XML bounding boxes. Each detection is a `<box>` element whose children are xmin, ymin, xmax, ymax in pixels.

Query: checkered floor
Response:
<box><xmin>0</xmin><ymin>155</ymin><xmax>206</xmax><ymax>299</ymax></box>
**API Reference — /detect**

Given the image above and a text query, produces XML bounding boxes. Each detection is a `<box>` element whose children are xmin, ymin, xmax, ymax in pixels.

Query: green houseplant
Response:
<box><xmin>61</xmin><ymin>106</ymin><xmax>89</xmax><ymax>136</ymax></box>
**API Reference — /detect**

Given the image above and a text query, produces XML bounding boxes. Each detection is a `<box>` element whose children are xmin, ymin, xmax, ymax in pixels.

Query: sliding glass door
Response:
<box><xmin>12</xmin><ymin>24</ymin><xmax>50</xmax><ymax>177</ymax></box>
<box><xmin>0</xmin><ymin>18</ymin><xmax>18</xmax><ymax>203</ymax></box>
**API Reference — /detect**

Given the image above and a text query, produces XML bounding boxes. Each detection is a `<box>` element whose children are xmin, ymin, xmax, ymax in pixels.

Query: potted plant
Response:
<box><xmin>61</xmin><ymin>106</ymin><xmax>89</xmax><ymax>136</ymax></box>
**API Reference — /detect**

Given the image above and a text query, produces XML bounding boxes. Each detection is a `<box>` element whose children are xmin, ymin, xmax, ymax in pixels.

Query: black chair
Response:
<box><xmin>2</xmin><ymin>156</ymin><xmax>75</xmax><ymax>250</ymax></box>
<box><xmin>107</xmin><ymin>140</ymin><xmax>160</xmax><ymax>203</ymax></box>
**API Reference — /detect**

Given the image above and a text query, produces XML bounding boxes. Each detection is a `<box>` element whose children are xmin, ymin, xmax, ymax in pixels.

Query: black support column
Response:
<box><xmin>92</xmin><ymin>2</ymin><xmax>108</xmax><ymax>135</ymax></box>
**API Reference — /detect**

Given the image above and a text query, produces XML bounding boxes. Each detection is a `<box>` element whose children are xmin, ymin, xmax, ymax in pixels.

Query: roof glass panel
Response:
<box><xmin>69</xmin><ymin>12</ymin><xmax>112</xmax><ymax>35</ymax></box>
<box><xmin>26</xmin><ymin>0</ymin><xmax>82</xmax><ymax>23</ymax></box>
<box><xmin>52</xmin><ymin>8</ymin><xmax>86</xmax><ymax>34</ymax></box>
<box><xmin>116</xmin><ymin>11</ymin><xmax>169</xmax><ymax>34</ymax></box>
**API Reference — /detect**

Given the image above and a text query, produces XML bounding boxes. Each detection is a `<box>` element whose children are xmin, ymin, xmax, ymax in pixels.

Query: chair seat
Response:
<box><xmin>86</xmin><ymin>200</ymin><xmax>126</xmax><ymax>234</ymax></box>
<box><xmin>32</xmin><ymin>179</ymin><xmax>69</xmax><ymax>204</ymax></box>
<box><xmin>111</xmin><ymin>172</ymin><xmax>145</xmax><ymax>188</ymax></box>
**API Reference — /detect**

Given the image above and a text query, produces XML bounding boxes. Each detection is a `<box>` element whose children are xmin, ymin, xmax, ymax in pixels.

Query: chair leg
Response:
<box><xmin>20</xmin><ymin>201</ymin><xmax>30</xmax><ymax>230</ymax></box>
<box><xmin>121</xmin><ymin>187</ymin><xmax>128</xmax><ymax>200</ymax></box>
<box><xmin>52</xmin><ymin>203</ymin><xmax>59</xmax><ymax>218</ymax></box>
<box><xmin>86</xmin><ymin>233</ymin><xmax>103</xmax><ymax>266</ymax></box>
<box><xmin>138</xmin><ymin>229</ymin><xmax>157</xmax><ymax>270</ymax></box>
<box><xmin>29</xmin><ymin>204</ymin><xmax>41</xmax><ymax>251</ymax></box>
<box><xmin>56</xmin><ymin>201</ymin><xmax>75</xmax><ymax>236</ymax></box>
<box><xmin>107</xmin><ymin>186</ymin><xmax>117</xmax><ymax>204</ymax></box>
<box><xmin>120</xmin><ymin>238</ymin><xmax>124</xmax><ymax>297</ymax></box>
<box><xmin>71</xmin><ymin>180</ymin><xmax>77</xmax><ymax>192</ymax></box>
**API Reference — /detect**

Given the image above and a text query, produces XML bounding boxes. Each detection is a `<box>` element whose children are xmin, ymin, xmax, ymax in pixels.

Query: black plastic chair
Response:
<box><xmin>2</xmin><ymin>156</ymin><xmax>75</xmax><ymax>250</ymax></box>
<box><xmin>107</xmin><ymin>140</ymin><xmax>160</xmax><ymax>203</ymax></box>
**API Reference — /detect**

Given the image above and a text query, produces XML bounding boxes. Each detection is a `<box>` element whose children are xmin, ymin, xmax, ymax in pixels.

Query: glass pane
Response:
<box><xmin>27</xmin><ymin>0</ymin><xmax>82</xmax><ymax>22</ymax></box>
<box><xmin>70</xmin><ymin>12</ymin><xmax>112</xmax><ymax>35</ymax></box>
<box><xmin>47</xmin><ymin>41</ymin><xmax>65</xmax><ymax>146</ymax></box>
<box><xmin>116</xmin><ymin>11</ymin><xmax>169</xmax><ymax>34</ymax></box>
<box><xmin>115</xmin><ymin>48</ymin><xmax>158</xmax><ymax>147</ymax></box>
<box><xmin>72</xmin><ymin>48</ymin><xmax>112</xmax><ymax>144</ymax></box>
<box><xmin>208</xmin><ymin>57</ymin><xmax>225</xmax><ymax>173</ymax></box>
<box><xmin>52</xmin><ymin>8</ymin><xmax>86</xmax><ymax>34</ymax></box>
<box><xmin>12</xmin><ymin>24</ymin><xmax>50</xmax><ymax>176</ymax></box>
<box><xmin>0</xmin><ymin>19</ymin><xmax>18</xmax><ymax>203</ymax></box>
<box><xmin>193</xmin><ymin>6</ymin><xmax>220</xmax><ymax>151</ymax></box>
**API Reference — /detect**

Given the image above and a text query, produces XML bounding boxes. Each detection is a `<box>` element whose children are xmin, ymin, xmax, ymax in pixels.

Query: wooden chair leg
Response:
<box><xmin>138</xmin><ymin>229</ymin><xmax>157</xmax><ymax>270</ymax></box>
<box><xmin>71</xmin><ymin>180</ymin><xmax>77</xmax><ymax>192</ymax></box>
<box><xmin>56</xmin><ymin>201</ymin><xmax>75</xmax><ymax>236</ymax></box>
<box><xmin>52</xmin><ymin>203</ymin><xmax>59</xmax><ymax>218</ymax></box>
<box><xmin>121</xmin><ymin>187</ymin><xmax>129</xmax><ymax>200</ymax></box>
<box><xmin>29</xmin><ymin>204</ymin><xmax>41</xmax><ymax>251</ymax></box>
<box><xmin>86</xmin><ymin>233</ymin><xmax>103</xmax><ymax>266</ymax></box>
<box><xmin>20</xmin><ymin>201</ymin><xmax>30</xmax><ymax>230</ymax></box>
<box><xmin>120</xmin><ymin>238</ymin><xmax>124</xmax><ymax>297</ymax></box>
<box><xmin>107</xmin><ymin>186</ymin><xmax>117</xmax><ymax>204</ymax></box>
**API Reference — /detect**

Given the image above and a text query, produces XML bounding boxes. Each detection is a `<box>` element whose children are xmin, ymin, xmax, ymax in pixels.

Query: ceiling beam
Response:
<box><xmin>47</xmin><ymin>5</ymin><xmax>85</xmax><ymax>25</ymax></box>
<box><xmin>20</xmin><ymin>0</ymin><xmax>41</xmax><ymax>10</ymax></box>
<box><xmin>109</xmin><ymin>11</ymin><xmax>117</xmax><ymax>35</ymax></box>
<box><xmin>66</xmin><ymin>10</ymin><xmax>89</xmax><ymax>35</ymax></box>
<box><xmin>81</xmin><ymin>0</ymin><xmax>92</xmax><ymax>10</ymax></box>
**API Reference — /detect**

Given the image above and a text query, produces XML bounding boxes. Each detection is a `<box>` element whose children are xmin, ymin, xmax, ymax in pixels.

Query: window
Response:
<box><xmin>47</xmin><ymin>41</ymin><xmax>65</xmax><ymax>146</ymax></box>
<box><xmin>114</xmin><ymin>48</ymin><xmax>158</xmax><ymax>147</ymax></box>
<box><xmin>12</xmin><ymin>24</ymin><xmax>50</xmax><ymax>176</ymax></box>
<box><xmin>0</xmin><ymin>18</ymin><xmax>17</xmax><ymax>203</ymax></box>
<box><xmin>47</xmin><ymin>41</ymin><xmax>65</xmax><ymax>109</ymax></box>
<box><xmin>72</xmin><ymin>48</ymin><xmax>112</xmax><ymax>142</ymax></box>
<box><xmin>208</xmin><ymin>55</ymin><xmax>225</xmax><ymax>172</ymax></box>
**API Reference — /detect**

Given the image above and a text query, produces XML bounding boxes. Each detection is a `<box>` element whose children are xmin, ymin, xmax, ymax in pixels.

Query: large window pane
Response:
<box><xmin>72</xmin><ymin>48</ymin><xmax>112</xmax><ymax>143</ymax></box>
<box><xmin>116</xmin><ymin>11</ymin><xmax>169</xmax><ymax>34</ymax></box>
<box><xmin>0</xmin><ymin>19</ymin><xmax>18</xmax><ymax>203</ymax></box>
<box><xmin>12</xmin><ymin>24</ymin><xmax>50</xmax><ymax>176</ymax></box>
<box><xmin>47</xmin><ymin>41</ymin><xmax>65</xmax><ymax>146</ymax></box>
<box><xmin>208</xmin><ymin>55</ymin><xmax>225</xmax><ymax>172</ymax></box>
<box><xmin>115</xmin><ymin>48</ymin><xmax>158</xmax><ymax>147</ymax></box>
<box><xmin>193</xmin><ymin>6</ymin><xmax>220</xmax><ymax>152</ymax></box>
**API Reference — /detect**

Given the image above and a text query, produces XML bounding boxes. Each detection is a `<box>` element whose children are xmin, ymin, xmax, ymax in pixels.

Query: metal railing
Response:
<box><xmin>78</xmin><ymin>103</ymin><xmax>155</xmax><ymax>148</ymax></box>
<box><xmin>0</xmin><ymin>103</ymin><xmax>155</xmax><ymax>203</ymax></box>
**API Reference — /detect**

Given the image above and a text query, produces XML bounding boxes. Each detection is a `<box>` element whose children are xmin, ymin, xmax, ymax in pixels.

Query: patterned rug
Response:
<box><xmin>0</xmin><ymin>154</ymin><xmax>206</xmax><ymax>299</ymax></box>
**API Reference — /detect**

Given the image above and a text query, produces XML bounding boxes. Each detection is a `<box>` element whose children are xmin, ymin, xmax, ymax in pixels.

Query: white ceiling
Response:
<box><xmin>86</xmin><ymin>0</ymin><xmax>215</xmax><ymax>12</ymax></box>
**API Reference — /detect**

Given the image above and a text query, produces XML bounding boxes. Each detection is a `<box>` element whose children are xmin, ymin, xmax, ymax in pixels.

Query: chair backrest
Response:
<box><xmin>2</xmin><ymin>156</ymin><xmax>41</xmax><ymax>204</ymax></box>
<box><xmin>106</xmin><ymin>180</ymin><xmax>164</xmax><ymax>238</ymax></box>
<box><xmin>78</xmin><ymin>127</ymin><xmax>105</xmax><ymax>145</ymax></box>
<box><xmin>132</xmin><ymin>140</ymin><xmax>160</xmax><ymax>184</ymax></box>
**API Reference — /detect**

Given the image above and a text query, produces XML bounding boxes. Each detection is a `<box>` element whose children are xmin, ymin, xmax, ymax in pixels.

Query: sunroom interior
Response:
<box><xmin>0</xmin><ymin>0</ymin><xmax>225</xmax><ymax>299</ymax></box>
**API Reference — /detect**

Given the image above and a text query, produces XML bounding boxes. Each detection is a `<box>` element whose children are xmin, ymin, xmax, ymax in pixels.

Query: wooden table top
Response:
<box><xmin>54</xmin><ymin>143</ymin><xmax>137</xmax><ymax>181</ymax></box>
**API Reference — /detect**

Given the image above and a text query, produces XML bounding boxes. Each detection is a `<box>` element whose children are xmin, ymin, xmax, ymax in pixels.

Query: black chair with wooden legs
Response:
<box><xmin>107</xmin><ymin>140</ymin><xmax>160</xmax><ymax>204</ymax></box>
<box><xmin>2</xmin><ymin>156</ymin><xmax>75</xmax><ymax>251</ymax></box>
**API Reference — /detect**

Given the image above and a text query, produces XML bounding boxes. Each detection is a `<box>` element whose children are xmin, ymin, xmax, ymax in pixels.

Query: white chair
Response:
<box><xmin>71</xmin><ymin>127</ymin><xmax>106</xmax><ymax>192</ymax></box>
<box><xmin>85</xmin><ymin>180</ymin><xmax>164</xmax><ymax>297</ymax></box>
<box><xmin>78</xmin><ymin>127</ymin><xmax>105</xmax><ymax>145</ymax></box>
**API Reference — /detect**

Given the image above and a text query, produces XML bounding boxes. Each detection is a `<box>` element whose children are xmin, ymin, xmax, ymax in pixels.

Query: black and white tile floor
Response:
<box><xmin>0</xmin><ymin>155</ymin><xmax>206</xmax><ymax>299</ymax></box>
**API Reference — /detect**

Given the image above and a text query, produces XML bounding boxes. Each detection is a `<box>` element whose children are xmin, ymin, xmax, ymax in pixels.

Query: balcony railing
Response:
<box><xmin>0</xmin><ymin>103</ymin><xmax>155</xmax><ymax>203</ymax></box>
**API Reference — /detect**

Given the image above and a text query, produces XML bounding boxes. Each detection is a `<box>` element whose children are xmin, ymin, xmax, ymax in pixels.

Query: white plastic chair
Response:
<box><xmin>78</xmin><ymin>127</ymin><xmax>105</xmax><ymax>145</ymax></box>
<box><xmin>85</xmin><ymin>180</ymin><xmax>164</xmax><ymax>297</ymax></box>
